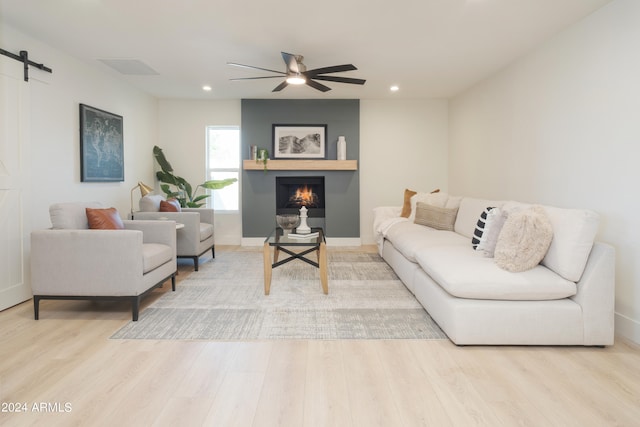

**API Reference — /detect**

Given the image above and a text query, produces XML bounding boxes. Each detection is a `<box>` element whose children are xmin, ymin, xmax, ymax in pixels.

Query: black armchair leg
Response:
<box><xmin>33</xmin><ymin>296</ymin><xmax>40</xmax><ymax>320</ymax></box>
<box><xmin>171</xmin><ymin>274</ymin><xmax>176</xmax><ymax>291</ymax></box>
<box><xmin>132</xmin><ymin>296</ymin><xmax>140</xmax><ymax>321</ymax></box>
<box><xmin>212</xmin><ymin>245</ymin><xmax>215</xmax><ymax>259</ymax></box>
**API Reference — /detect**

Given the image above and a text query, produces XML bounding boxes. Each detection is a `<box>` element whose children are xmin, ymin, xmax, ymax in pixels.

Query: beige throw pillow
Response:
<box><xmin>494</xmin><ymin>206</ymin><xmax>553</xmax><ymax>272</ymax></box>
<box><xmin>414</xmin><ymin>202</ymin><xmax>458</xmax><ymax>231</ymax></box>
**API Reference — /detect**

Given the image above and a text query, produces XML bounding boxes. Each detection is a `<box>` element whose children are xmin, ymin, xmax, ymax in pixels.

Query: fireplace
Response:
<box><xmin>276</xmin><ymin>176</ymin><xmax>325</xmax><ymax>217</ymax></box>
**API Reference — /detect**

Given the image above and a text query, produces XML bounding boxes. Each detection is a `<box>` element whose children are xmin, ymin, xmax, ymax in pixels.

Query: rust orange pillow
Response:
<box><xmin>159</xmin><ymin>198</ymin><xmax>181</xmax><ymax>212</ymax></box>
<box><xmin>86</xmin><ymin>207</ymin><xmax>124</xmax><ymax>230</ymax></box>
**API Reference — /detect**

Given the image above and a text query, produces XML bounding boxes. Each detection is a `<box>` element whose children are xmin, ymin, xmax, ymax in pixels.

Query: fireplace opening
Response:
<box><xmin>276</xmin><ymin>176</ymin><xmax>325</xmax><ymax>217</ymax></box>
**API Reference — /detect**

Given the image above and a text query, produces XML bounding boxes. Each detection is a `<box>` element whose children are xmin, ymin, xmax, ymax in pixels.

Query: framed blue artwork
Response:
<box><xmin>80</xmin><ymin>104</ymin><xmax>124</xmax><ymax>182</ymax></box>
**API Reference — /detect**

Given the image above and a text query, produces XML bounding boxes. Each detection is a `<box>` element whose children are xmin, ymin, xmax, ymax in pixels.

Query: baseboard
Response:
<box><xmin>615</xmin><ymin>312</ymin><xmax>640</xmax><ymax>345</ymax></box>
<box><xmin>241</xmin><ymin>237</ymin><xmax>362</xmax><ymax>247</ymax></box>
<box><xmin>325</xmin><ymin>237</ymin><xmax>362</xmax><ymax>246</ymax></box>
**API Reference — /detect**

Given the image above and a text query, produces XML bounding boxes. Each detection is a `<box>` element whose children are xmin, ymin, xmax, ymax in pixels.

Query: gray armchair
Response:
<box><xmin>30</xmin><ymin>202</ymin><xmax>177</xmax><ymax>321</ymax></box>
<box><xmin>134</xmin><ymin>195</ymin><xmax>215</xmax><ymax>271</ymax></box>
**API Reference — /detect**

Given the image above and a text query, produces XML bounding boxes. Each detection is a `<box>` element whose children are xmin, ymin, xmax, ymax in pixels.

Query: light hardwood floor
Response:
<box><xmin>1</xmin><ymin>246</ymin><xmax>639</xmax><ymax>427</ymax></box>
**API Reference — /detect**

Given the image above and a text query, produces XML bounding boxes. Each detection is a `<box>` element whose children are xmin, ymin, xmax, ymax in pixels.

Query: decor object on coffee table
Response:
<box><xmin>297</xmin><ymin>206</ymin><xmax>311</xmax><ymax>234</ymax></box>
<box><xmin>276</xmin><ymin>214</ymin><xmax>300</xmax><ymax>237</ymax></box>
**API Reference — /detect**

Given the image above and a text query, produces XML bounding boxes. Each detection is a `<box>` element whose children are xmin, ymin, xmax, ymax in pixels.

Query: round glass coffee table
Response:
<box><xmin>263</xmin><ymin>227</ymin><xmax>328</xmax><ymax>295</ymax></box>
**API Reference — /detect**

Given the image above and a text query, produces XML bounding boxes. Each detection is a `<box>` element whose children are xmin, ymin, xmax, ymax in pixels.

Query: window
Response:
<box><xmin>206</xmin><ymin>126</ymin><xmax>240</xmax><ymax>211</ymax></box>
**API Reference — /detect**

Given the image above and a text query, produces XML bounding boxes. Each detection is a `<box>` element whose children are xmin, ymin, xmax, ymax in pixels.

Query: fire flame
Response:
<box><xmin>294</xmin><ymin>185</ymin><xmax>314</xmax><ymax>203</ymax></box>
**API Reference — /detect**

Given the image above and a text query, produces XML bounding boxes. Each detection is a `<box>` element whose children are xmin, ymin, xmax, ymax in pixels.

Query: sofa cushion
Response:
<box><xmin>200</xmin><ymin>223</ymin><xmax>214</xmax><ymax>242</ymax></box>
<box><xmin>415</xmin><ymin>246</ymin><xmax>576</xmax><ymax>301</ymax></box>
<box><xmin>86</xmin><ymin>207</ymin><xmax>125</xmax><ymax>230</ymax></box>
<box><xmin>494</xmin><ymin>206</ymin><xmax>553</xmax><ymax>272</ymax></box>
<box><xmin>50</xmin><ymin>202</ymin><xmax>103</xmax><ymax>229</ymax></box>
<box><xmin>142</xmin><ymin>243</ymin><xmax>172</xmax><ymax>274</ymax></box>
<box><xmin>414</xmin><ymin>202</ymin><xmax>458</xmax><ymax>231</ymax></box>
<box><xmin>503</xmin><ymin>202</ymin><xmax>599</xmax><ymax>282</ymax></box>
<box><xmin>139</xmin><ymin>194</ymin><xmax>165</xmax><ymax>212</ymax></box>
<box><xmin>385</xmin><ymin>222</ymin><xmax>468</xmax><ymax>262</ymax></box>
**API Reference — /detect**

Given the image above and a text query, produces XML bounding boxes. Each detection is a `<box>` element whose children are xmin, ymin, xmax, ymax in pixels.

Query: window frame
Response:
<box><xmin>205</xmin><ymin>125</ymin><xmax>240</xmax><ymax>213</ymax></box>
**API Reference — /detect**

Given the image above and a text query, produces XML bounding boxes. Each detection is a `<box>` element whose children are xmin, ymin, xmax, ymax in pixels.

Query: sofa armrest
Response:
<box><xmin>133</xmin><ymin>211</ymin><xmax>200</xmax><ymax>233</ymax></box>
<box><xmin>123</xmin><ymin>219</ymin><xmax>177</xmax><ymax>249</ymax></box>
<box><xmin>131</xmin><ymin>211</ymin><xmax>204</xmax><ymax>256</ymax></box>
<box><xmin>373</xmin><ymin>206</ymin><xmax>402</xmax><ymax>224</ymax></box>
<box><xmin>183</xmin><ymin>207</ymin><xmax>214</xmax><ymax>225</ymax></box>
<box><xmin>31</xmin><ymin>229</ymin><xmax>146</xmax><ymax>296</ymax></box>
<box><xmin>570</xmin><ymin>242</ymin><xmax>615</xmax><ymax>345</ymax></box>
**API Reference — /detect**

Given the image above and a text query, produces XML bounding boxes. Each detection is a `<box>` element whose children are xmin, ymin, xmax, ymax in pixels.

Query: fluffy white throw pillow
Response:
<box><xmin>494</xmin><ymin>206</ymin><xmax>553</xmax><ymax>272</ymax></box>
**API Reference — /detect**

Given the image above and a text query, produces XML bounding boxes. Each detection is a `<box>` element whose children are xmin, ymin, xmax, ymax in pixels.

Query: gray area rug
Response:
<box><xmin>111</xmin><ymin>251</ymin><xmax>447</xmax><ymax>340</ymax></box>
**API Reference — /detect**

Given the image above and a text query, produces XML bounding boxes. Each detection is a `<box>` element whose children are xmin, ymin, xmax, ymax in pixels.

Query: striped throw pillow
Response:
<box><xmin>472</xmin><ymin>207</ymin><xmax>495</xmax><ymax>250</ymax></box>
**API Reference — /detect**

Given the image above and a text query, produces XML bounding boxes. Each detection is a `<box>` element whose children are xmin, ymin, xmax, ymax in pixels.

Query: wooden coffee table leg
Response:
<box><xmin>319</xmin><ymin>241</ymin><xmax>328</xmax><ymax>294</ymax></box>
<box><xmin>263</xmin><ymin>242</ymin><xmax>272</xmax><ymax>295</ymax></box>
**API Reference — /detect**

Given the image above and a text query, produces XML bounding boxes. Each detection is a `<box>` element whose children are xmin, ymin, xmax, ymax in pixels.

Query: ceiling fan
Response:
<box><xmin>228</xmin><ymin>52</ymin><xmax>366</xmax><ymax>92</ymax></box>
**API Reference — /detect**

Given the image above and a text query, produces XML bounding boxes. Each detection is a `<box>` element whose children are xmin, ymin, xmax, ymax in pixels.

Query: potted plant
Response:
<box><xmin>257</xmin><ymin>148</ymin><xmax>269</xmax><ymax>172</ymax></box>
<box><xmin>153</xmin><ymin>145</ymin><xmax>237</xmax><ymax>208</ymax></box>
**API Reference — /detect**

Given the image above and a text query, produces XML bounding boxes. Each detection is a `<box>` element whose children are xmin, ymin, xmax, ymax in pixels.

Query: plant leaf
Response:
<box><xmin>156</xmin><ymin>171</ymin><xmax>181</xmax><ymax>186</ymax></box>
<box><xmin>192</xmin><ymin>194</ymin><xmax>210</xmax><ymax>203</ymax></box>
<box><xmin>153</xmin><ymin>146</ymin><xmax>173</xmax><ymax>173</ymax></box>
<box><xmin>201</xmin><ymin>178</ymin><xmax>238</xmax><ymax>190</ymax></box>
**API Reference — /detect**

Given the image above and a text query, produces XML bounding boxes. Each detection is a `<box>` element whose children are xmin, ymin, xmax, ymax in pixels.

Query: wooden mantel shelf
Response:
<box><xmin>243</xmin><ymin>159</ymin><xmax>357</xmax><ymax>171</ymax></box>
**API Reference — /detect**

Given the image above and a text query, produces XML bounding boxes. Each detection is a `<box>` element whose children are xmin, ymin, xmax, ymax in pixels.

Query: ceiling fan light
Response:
<box><xmin>286</xmin><ymin>74</ymin><xmax>306</xmax><ymax>85</ymax></box>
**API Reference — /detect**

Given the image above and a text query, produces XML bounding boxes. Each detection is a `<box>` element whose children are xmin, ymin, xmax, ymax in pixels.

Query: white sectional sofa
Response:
<box><xmin>373</xmin><ymin>192</ymin><xmax>615</xmax><ymax>346</ymax></box>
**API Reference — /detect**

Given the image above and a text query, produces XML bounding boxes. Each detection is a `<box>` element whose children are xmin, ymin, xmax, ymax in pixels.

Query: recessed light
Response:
<box><xmin>390</xmin><ymin>85</ymin><xmax>399</xmax><ymax>92</ymax></box>
<box><xmin>202</xmin><ymin>85</ymin><xmax>212</xmax><ymax>91</ymax></box>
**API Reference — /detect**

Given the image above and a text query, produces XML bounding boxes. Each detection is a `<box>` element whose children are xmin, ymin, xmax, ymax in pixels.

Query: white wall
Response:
<box><xmin>0</xmin><ymin>25</ymin><xmax>158</xmax><ymax>231</ymax></box>
<box><xmin>449</xmin><ymin>0</ymin><xmax>640</xmax><ymax>343</ymax></box>
<box><xmin>360</xmin><ymin>99</ymin><xmax>449</xmax><ymax>244</ymax></box>
<box><xmin>157</xmin><ymin>99</ymin><xmax>241</xmax><ymax>244</ymax></box>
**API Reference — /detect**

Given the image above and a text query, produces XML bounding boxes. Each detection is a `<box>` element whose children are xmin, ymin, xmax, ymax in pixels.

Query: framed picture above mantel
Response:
<box><xmin>273</xmin><ymin>124</ymin><xmax>326</xmax><ymax>159</ymax></box>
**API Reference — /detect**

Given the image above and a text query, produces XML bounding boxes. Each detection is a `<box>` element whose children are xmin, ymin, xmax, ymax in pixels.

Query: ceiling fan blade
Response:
<box><xmin>227</xmin><ymin>62</ymin><xmax>286</xmax><ymax>75</ymax></box>
<box><xmin>230</xmin><ymin>76</ymin><xmax>285</xmax><ymax>81</ymax></box>
<box><xmin>306</xmin><ymin>79</ymin><xmax>332</xmax><ymax>92</ymax></box>
<box><xmin>305</xmin><ymin>64</ymin><xmax>357</xmax><ymax>76</ymax></box>
<box><xmin>281</xmin><ymin>52</ymin><xmax>299</xmax><ymax>73</ymax></box>
<box><xmin>272</xmin><ymin>80</ymin><xmax>289</xmax><ymax>92</ymax></box>
<box><xmin>311</xmin><ymin>75</ymin><xmax>366</xmax><ymax>85</ymax></box>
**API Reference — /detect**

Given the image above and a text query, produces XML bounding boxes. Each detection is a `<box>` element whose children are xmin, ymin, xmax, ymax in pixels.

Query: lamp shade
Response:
<box><xmin>130</xmin><ymin>181</ymin><xmax>154</xmax><ymax>216</ymax></box>
<box><xmin>137</xmin><ymin>181</ymin><xmax>153</xmax><ymax>197</ymax></box>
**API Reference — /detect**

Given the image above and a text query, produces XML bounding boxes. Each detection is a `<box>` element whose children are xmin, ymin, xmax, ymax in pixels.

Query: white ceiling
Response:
<box><xmin>0</xmin><ymin>0</ymin><xmax>612</xmax><ymax>100</ymax></box>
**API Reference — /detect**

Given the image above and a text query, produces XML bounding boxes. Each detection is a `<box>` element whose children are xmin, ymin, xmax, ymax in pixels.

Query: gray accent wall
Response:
<box><xmin>241</xmin><ymin>99</ymin><xmax>360</xmax><ymax>238</ymax></box>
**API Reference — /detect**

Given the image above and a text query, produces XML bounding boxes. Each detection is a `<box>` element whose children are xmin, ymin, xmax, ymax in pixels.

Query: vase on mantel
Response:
<box><xmin>337</xmin><ymin>136</ymin><xmax>347</xmax><ymax>160</ymax></box>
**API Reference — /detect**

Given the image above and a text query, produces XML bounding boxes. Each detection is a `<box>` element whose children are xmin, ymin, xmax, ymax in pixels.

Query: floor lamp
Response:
<box><xmin>130</xmin><ymin>181</ymin><xmax>154</xmax><ymax>218</ymax></box>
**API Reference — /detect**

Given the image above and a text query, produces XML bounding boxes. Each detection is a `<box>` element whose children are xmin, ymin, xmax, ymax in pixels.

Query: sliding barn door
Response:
<box><xmin>0</xmin><ymin>55</ymin><xmax>32</xmax><ymax>311</ymax></box>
